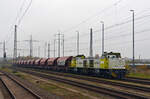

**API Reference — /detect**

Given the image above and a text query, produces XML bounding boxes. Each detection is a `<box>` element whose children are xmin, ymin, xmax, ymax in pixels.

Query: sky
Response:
<box><xmin>0</xmin><ymin>0</ymin><xmax>150</xmax><ymax>59</ymax></box>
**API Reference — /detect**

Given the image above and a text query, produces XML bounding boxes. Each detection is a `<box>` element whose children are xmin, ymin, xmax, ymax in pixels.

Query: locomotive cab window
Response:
<box><xmin>107</xmin><ymin>55</ymin><xmax>116</xmax><ymax>58</ymax></box>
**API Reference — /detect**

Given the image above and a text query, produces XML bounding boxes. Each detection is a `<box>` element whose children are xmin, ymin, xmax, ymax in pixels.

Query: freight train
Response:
<box><xmin>13</xmin><ymin>52</ymin><xmax>127</xmax><ymax>79</ymax></box>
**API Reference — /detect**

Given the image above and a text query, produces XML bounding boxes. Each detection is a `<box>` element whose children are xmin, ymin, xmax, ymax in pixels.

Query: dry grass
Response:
<box><xmin>0</xmin><ymin>67</ymin><xmax>13</xmax><ymax>73</ymax></box>
<box><xmin>128</xmin><ymin>65</ymin><xmax>150</xmax><ymax>79</ymax></box>
<box><xmin>8</xmin><ymin>70</ymin><xmax>92</xmax><ymax>99</ymax></box>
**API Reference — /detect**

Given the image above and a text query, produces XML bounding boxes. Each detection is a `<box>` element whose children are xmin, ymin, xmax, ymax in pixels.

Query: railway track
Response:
<box><xmin>0</xmin><ymin>71</ymin><xmax>41</xmax><ymax>99</ymax></box>
<box><xmin>14</xmin><ymin>67</ymin><xmax>150</xmax><ymax>92</ymax></box>
<box><xmin>12</xmin><ymin>67</ymin><xmax>150</xmax><ymax>99</ymax></box>
<box><xmin>124</xmin><ymin>77</ymin><xmax>150</xmax><ymax>85</ymax></box>
<box><xmin>0</xmin><ymin>73</ymin><xmax>14</xmax><ymax>99</ymax></box>
<box><xmin>14</xmin><ymin>66</ymin><xmax>150</xmax><ymax>85</ymax></box>
<box><xmin>128</xmin><ymin>77</ymin><xmax>150</xmax><ymax>80</ymax></box>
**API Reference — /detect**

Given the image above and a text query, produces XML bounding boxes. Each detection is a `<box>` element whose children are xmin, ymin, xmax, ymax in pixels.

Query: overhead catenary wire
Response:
<box><xmin>15</xmin><ymin>0</ymin><xmax>27</xmax><ymax>24</ymax></box>
<box><xmin>64</xmin><ymin>37</ymin><xmax>150</xmax><ymax>53</ymax></box>
<box><xmin>18</xmin><ymin>0</ymin><xmax>33</xmax><ymax>25</ymax></box>
<box><xmin>64</xmin><ymin>27</ymin><xmax>150</xmax><ymax>50</ymax></box>
<box><xmin>17</xmin><ymin>11</ymin><xmax>150</xmax><ymax>57</ymax></box>
<box><xmin>4</xmin><ymin>0</ymin><xmax>150</xmax><ymax>58</ymax></box>
<box><xmin>64</xmin><ymin>13</ymin><xmax>150</xmax><ymax>42</ymax></box>
<box><xmin>60</xmin><ymin>1</ymin><xmax>150</xmax><ymax>37</ymax></box>
<box><xmin>4</xmin><ymin>0</ymin><xmax>28</xmax><ymax>44</ymax></box>
<box><xmin>61</xmin><ymin>0</ymin><xmax>124</xmax><ymax>34</ymax></box>
<box><xmin>1</xmin><ymin>0</ymin><xmax>32</xmax><ymax>57</ymax></box>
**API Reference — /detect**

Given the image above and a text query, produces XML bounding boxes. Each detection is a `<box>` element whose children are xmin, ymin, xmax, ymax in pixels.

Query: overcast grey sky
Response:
<box><xmin>0</xmin><ymin>0</ymin><xmax>150</xmax><ymax>59</ymax></box>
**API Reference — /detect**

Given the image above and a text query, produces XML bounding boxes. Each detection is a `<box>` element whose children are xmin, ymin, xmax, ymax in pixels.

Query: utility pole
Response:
<box><xmin>30</xmin><ymin>35</ymin><xmax>33</xmax><ymax>57</ymax></box>
<box><xmin>44</xmin><ymin>42</ymin><xmax>47</xmax><ymax>57</ymax></box>
<box><xmin>62</xmin><ymin>35</ymin><xmax>64</xmax><ymax>57</ymax></box>
<box><xmin>13</xmin><ymin>25</ymin><xmax>17</xmax><ymax>59</ymax></box>
<box><xmin>89</xmin><ymin>28</ymin><xmax>93</xmax><ymax>57</ymax></box>
<box><xmin>24</xmin><ymin>35</ymin><xmax>39</xmax><ymax>58</ymax></box>
<box><xmin>55</xmin><ymin>33</ymin><xmax>64</xmax><ymax>57</ymax></box>
<box><xmin>3</xmin><ymin>41</ymin><xmax>6</xmax><ymax>59</ymax></box>
<box><xmin>17</xmin><ymin>48</ymin><xmax>25</xmax><ymax>57</ymax></box>
<box><xmin>58</xmin><ymin>33</ymin><xmax>61</xmax><ymax>57</ymax></box>
<box><xmin>38</xmin><ymin>46</ymin><xmax>40</xmax><ymax>58</ymax></box>
<box><xmin>139</xmin><ymin>55</ymin><xmax>141</xmax><ymax>60</ymax></box>
<box><xmin>48</xmin><ymin>43</ymin><xmax>50</xmax><ymax>58</ymax></box>
<box><xmin>130</xmin><ymin>10</ymin><xmax>135</xmax><ymax>67</ymax></box>
<box><xmin>18</xmin><ymin>53</ymin><xmax>20</xmax><ymax>57</ymax></box>
<box><xmin>54</xmin><ymin>39</ymin><xmax>55</xmax><ymax>57</ymax></box>
<box><xmin>77</xmin><ymin>31</ymin><xmax>79</xmax><ymax>55</ymax></box>
<box><xmin>0</xmin><ymin>42</ymin><xmax>2</xmax><ymax>57</ymax></box>
<box><xmin>100</xmin><ymin>21</ymin><xmax>104</xmax><ymax>55</ymax></box>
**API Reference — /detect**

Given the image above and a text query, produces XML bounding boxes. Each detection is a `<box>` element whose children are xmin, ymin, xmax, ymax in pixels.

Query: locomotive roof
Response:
<box><xmin>75</xmin><ymin>55</ymin><xmax>85</xmax><ymax>58</ymax></box>
<box><xmin>103</xmin><ymin>52</ymin><xmax>121</xmax><ymax>58</ymax></box>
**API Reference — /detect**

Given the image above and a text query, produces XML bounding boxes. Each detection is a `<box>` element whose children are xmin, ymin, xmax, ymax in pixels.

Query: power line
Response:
<box><xmin>64</xmin><ymin>28</ymin><xmax>150</xmax><ymax>50</ymax></box>
<box><xmin>65</xmin><ymin>37</ymin><xmax>150</xmax><ymax>53</ymax></box>
<box><xmin>7</xmin><ymin>1</ymin><xmax>150</xmax><ymax>57</ymax></box>
<box><xmin>18</xmin><ymin>0</ymin><xmax>32</xmax><ymax>25</ymax></box>
<box><xmin>64</xmin><ymin>13</ymin><xmax>150</xmax><ymax>42</ymax></box>
<box><xmin>60</xmin><ymin>1</ymin><xmax>149</xmax><ymax>36</ymax></box>
<box><xmin>105</xmin><ymin>28</ymin><xmax>150</xmax><ymax>40</ymax></box>
<box><xmin>48</xmin><ymin>43</ymin><xmax>50</xmax><ymax>58</ymax></box>
<box><xmin>4</xmin><ymin>1</ymin><xmax>150</xmax><ymax>58</ymax></box>
<box><xmin>1</xmin><ymin>0</ymin><xmax>31</xmax><ymax>58</ymax></box>
<box><xmin>50</xmin><ymin>23</ymin><xmax>150</xmax><ymax>57</ymax></box>
<box><xmin>23</xmin><ymin>35</ymin><xmax>39</xmax><ymax>57</ymax></box>
<box><xmin>105</xmin><ymin>37</ymin><xmax>150</xmax><ymax>47</ymax></box>
<box><xmin>61</xmin><ymin>0</ymin><xmax>124</xmax><ymax>34</ymax></box>
<box><xmin>4</xmin><ymin>0</ymin><xmax>27</xmax><ymax>44</ymax></box>
<box><xmin>93</xmin><ymin>14</ymin><xmax>150</xmax><ymax>34</ymax></box>
<box><xmin>15</xmin><ymin>0</ymin><xmax>27</xmax><ymax>24</ymax></box>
